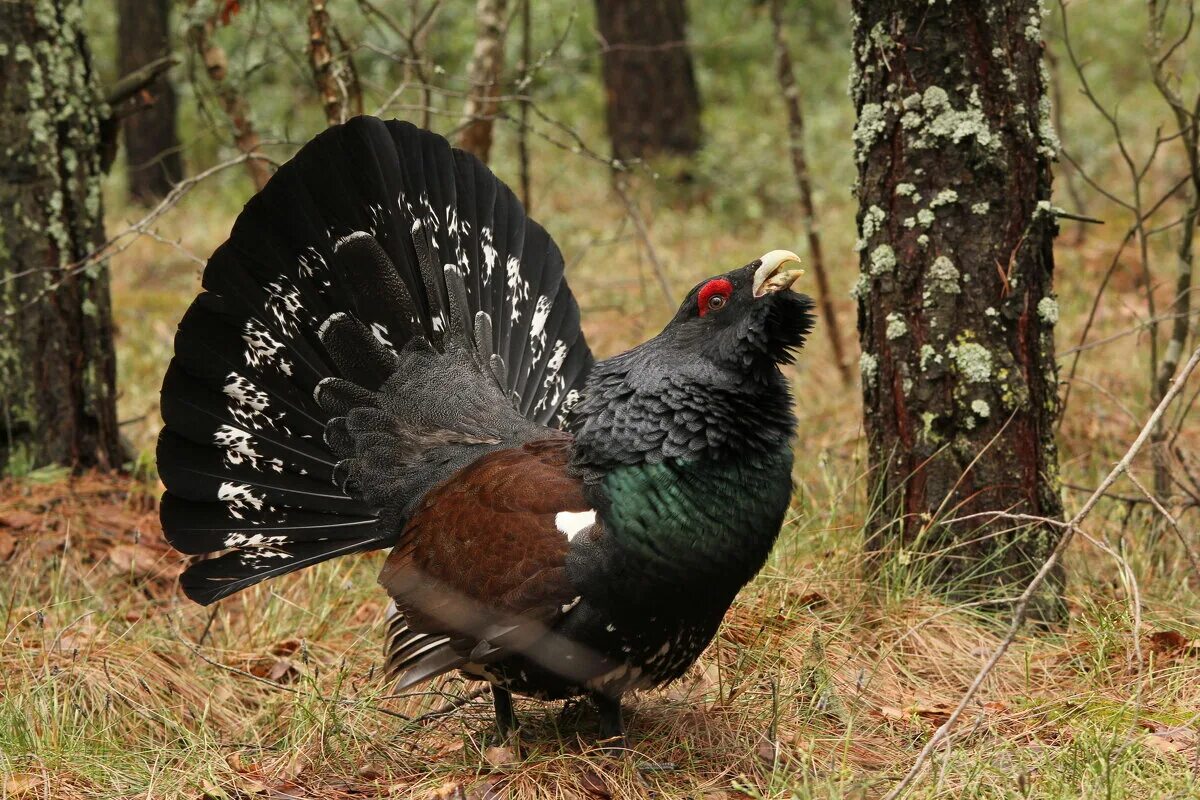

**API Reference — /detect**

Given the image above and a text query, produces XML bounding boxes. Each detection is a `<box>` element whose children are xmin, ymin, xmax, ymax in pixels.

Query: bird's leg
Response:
<box><xmin>491</xmin><ymin>684</ymin><xmax>519</xmax><ymax>739</ymax></box>
<box><xmin>591</xmin><ymin>692</ymin><xmax>624</xmax><ymax>751</ymax></box>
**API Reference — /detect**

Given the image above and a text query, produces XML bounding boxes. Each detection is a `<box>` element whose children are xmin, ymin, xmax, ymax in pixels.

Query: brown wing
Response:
<box><xmin>378</xmin><ymin>435</ymin><xmax>594</xmax><ymax>688</ymax></box>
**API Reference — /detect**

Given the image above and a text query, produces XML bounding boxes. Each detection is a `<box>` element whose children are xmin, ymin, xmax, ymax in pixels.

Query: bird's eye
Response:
<box><xmin>697</xmin><ymin>278</ymin><xmax>734</xmax><ymax>317</ymax></box>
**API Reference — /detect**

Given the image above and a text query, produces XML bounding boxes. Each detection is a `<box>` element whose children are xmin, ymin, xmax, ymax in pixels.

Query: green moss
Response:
<box><xmin>971</xmin><ymin>399</ymin><xmax>991</xmax><ymax>418</ymax></box>
<box><xmin>885</xmin><ymin>312</ymin><xmax>907</xmax><ymax>340</ymax></box>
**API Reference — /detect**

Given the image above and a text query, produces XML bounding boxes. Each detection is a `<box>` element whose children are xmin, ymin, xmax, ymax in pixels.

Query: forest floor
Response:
<box><xmin>2</xmin><ymin>461</ymin><xmax>1199</xmax><ymax>800</ymax></box>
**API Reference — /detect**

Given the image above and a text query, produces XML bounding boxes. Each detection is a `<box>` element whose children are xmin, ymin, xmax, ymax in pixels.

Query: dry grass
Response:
<box><xmin>2</xmin><ymin>457</ymin><xmax>1199</xmax><ymax>799</ymax></box>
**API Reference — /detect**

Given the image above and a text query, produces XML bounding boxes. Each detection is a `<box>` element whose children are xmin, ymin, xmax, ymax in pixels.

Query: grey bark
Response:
<box><xmin>0</xmin><ymin>0</ymin><xmax>124</xmax><ymax>472</ymax></box>
<box><xmin>851</xmin><ymin>1</ymin><xmax>1065</xmax><ymax>618</ymax></box>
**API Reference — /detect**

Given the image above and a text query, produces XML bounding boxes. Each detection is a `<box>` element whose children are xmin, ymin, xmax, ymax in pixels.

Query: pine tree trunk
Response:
<box><xmin>595</xmin><ymin>0</ymin><xmax>702</xmax><ymax>162</ymax></box>
<box><xmin>117</xmin><ymin>0</ymin><xmax>183</xmax><ymax>203</ymax></box>
<box><xmin>850</xmin><ymin>1</ymin><xmax>1065</xmax><ymax>618</ymax></box>
<box><xmin>0</xmin><ymin>0</ymin><xmax>124</xmax><ymax>472</ymax></box>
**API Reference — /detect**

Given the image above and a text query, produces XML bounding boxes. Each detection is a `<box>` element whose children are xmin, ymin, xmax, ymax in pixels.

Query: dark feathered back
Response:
<box><xmin>158</xmin><ymin>118</ymin><xmax>593</xmax><ymax>604</ymax></box>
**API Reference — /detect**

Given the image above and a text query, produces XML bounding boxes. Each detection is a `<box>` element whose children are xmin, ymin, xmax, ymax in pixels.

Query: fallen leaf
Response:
<box><xmin>0</xmin><ymin>530</ymin><xmax>15</xmax><ymax>560</ymax></box>
<box><xmin>270</xmin><ymin>638</ymin><xmax>302</xmax><ymax>657</ymax></box>
<box><xmin>1140</xmin><ymin>722</ymin><xmax>1196</xmax><ymax>758</ymax></box>
<box><xmin>430</xmin><ymin>782</ymin><xmax>466</xmax><ymax>800</ymax></box>
<box><xmin>789</xmin><ymin>590</ymin><xmax>829</xmax><ymax>610</ymax></box>
<box><xmin>3</xmin><ymin>773</ymin><xmax>43</xmax><ymax>797</ymax></box>
<box><xmin>353</xmin><ymin>600</ymin><xmax>381</xmax><ymax>624</ymax></box>
<box><xmin>577</xmin><ymin>768</ymin><xmax>611</xmax><ymax>799</ymax></box>
<box><xmin>358</xmin><ymin>764</ymin><xmax>385</xmax><ymax>781</ymax></box>
<box><xmin>1146</xmin><ymin>630</ymin><xmax>1188</xmax><ymax>655</ymax></box>
<box><xmin>483</xmin><ymin>745</ymin><xmax>517</xmax><ymax>768</ymax></box>
<box><xmin>756</xmin><ymin>737</ymin><xmax>779</xmax><ymax>764</ymax></box>
<box><xmin>0</xmin><ymin>510</ymin><xmax>40</xmax><ymax>530</ymax></box>
<box><xmin>108</xmin><ymin>544</ymin><xmax>161</xmax><ymax>577</ymax></box>
<box><xmin>248</xmin><ymin>658</ymin><xmax>300</xmax><ymax>684</ymax></box>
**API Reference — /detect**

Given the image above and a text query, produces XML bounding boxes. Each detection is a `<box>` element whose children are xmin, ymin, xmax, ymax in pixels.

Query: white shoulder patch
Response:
<box><xmin>555</xmin><ymin>510</ymin><xmax>596</xmax><ymax>541</ymax></box>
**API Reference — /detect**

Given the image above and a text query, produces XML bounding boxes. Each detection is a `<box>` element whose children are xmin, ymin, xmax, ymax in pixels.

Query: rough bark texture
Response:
<box><xmin>457</xmin><ymin>0</ymin><xmax>507</xmax><ymax>163</ymax></box>
<box><xmin>850</xmin><ymin>1</ymin><xmax>1065</xmax><ymax>616</ymax></box>
<box><xmin>117</xmin><ymin>0</ymin><xmax>182</xmax><ymax>203</ymax></box>
<box><xmin>594</xmin><ymin>0</ymin><xmax>702</xmax><ymax>162</ymax></box>
<box><xmin>0</xmin><ymin>0</ymin><xmax>123</xmax><ymax>472</ymax></box>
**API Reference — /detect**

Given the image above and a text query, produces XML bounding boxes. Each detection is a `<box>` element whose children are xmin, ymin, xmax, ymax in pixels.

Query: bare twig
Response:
<box><xmin>1147</xmin><ymin>0</ymin><xmax>1200</xmax><ymax>497</ymax></box>
<box><xmin>308</xmin><ymin>0</ymin><xmax>363</xmax><ymax>127</ymax></box>
<box><xmin>186</xmin><ymin>0</ymin><xmax>271</xmax><ymax>190</ymax></box>
<box><xmin>611</xmin><ymin>178</ymin><xmax>674</xmax><ymax>310</ymax></box>
<box><xmin>105</xmin><ymin>55</ymin><xmax>179</xmax><ymax>109</ymax></box>
<box><xmin>767</xmin><ymin>0</ymin><xmax>849</xmax><ymax>384</ymax></box>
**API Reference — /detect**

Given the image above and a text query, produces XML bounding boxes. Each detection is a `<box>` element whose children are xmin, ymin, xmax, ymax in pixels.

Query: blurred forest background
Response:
<box><xmin>2</xmin><ymin>1</ymin><xmax>1200</xmax><ymax>798</ymax></box>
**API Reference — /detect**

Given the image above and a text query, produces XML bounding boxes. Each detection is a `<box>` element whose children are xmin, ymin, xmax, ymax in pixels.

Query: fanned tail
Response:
<box><xmin>158</xmin><ymin>118</ymin><xmax>593</xmax><ymax>605</ymax></box>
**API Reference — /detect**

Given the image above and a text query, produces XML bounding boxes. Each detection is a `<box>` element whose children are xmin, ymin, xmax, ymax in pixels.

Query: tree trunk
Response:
<box><xmin>595</xmin><ymin>0</ymin><xmax>702</xmax><ymax>162</ymax></box>
<box><xmin>458</xmin><ymin>0</ymin><xmax>508</xmax><ymax>163</ymax></box>
<box><xmin>0</xmin><ymin>0</ymin><xmax>124</xmax><ymax>472</ymax></box>
<box><xmin>851</xmin><ymin>1</ymin><xmax>1065</xmax><ymax>618</ymax></box>
<box><xmin>117</xmin><ymin>0</ymin><xmax>183</xmax><ymax>203</ymax></box>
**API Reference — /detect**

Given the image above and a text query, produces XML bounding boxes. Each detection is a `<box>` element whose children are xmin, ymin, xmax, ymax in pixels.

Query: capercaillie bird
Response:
<box><xmin>158</xmin><ymin>116</ymin><xmax>813</xmax><ymax>744</ymax></box>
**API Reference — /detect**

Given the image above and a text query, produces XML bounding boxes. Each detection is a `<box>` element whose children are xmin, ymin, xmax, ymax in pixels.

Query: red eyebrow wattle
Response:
<box><xmin>698</xmin><ymin>279</ymin><xmax>733</xmax><ymax>316</ymax></box>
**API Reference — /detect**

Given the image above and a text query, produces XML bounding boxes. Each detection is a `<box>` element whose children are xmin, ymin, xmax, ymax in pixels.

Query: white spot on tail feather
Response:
<box><xmin>242</xmin><ymin>319</ymin><xmax>293</xmax><ymax>376</ymax></box>
<box><xmin>213</xmin><ymin>424</ymin><xmax>283</xmax><ymax>473</ymax></box>
<box><xmin>529</xmin><ymin>295</ymin><xmax>551</xmax><ymax>360</ymax></box>
<box><xmin>218</xmin><ymin>482</ymin><xmax>266</xmax><ymax>520</ymax></box>
<box><xmin>555</xmin><ymin>510</ymin><xmax>595</xmax><ymax>541</ymax></box>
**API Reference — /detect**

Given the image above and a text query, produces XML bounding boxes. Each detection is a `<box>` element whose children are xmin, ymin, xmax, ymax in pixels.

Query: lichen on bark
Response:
<box><xmin>851</xmin><ymin>0</ymin><xmax>1065</xmax><ymax>620</ymax></box>
<box><xmin>0</xmin><ymin>0</ymin><xmax>122</xmax><ymax>472</ymax></box>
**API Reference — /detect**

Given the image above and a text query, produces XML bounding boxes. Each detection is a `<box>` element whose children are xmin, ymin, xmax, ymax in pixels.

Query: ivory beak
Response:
<box><xmin>752</xmin><ymin>250</ymin><xmax>804</xmax><ymax>298</ymax></box>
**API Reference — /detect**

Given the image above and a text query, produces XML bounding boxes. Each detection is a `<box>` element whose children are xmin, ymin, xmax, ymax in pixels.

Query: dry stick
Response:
<box><xmin>612</xmin><ymin>178</ymin><xmax>674</xmax><ymax>310</ymax></box>
<box><xmin>308</xmin><ymin>0</ymin><xmax>347</xmax><ymax>127</ymax></box>
<box><xmin>1125</xmin><ymin>469</ymin><xmax>1200</xmax><ymax>581</ymax></box>
<box><xmin>186</xmin><ymin>2</ymin><xmax>271</xmax><ymax>190</ymax></box>
<box><xmin>1147</xmin><ymin>0</ymin><xmax>1199</xmax><ymax>497</ymax></box>
<box><xmin>882</xmin><ymin>344</ymin><xmax>1200</xmax><ymax>800</ymax></box>
<box><xmin>767</xmin><ymin>0</ymin><xmax>849</xmax><ymax>384</ymax></box>
<box><xmin>358</xmin><ymin>0</ymin><xmax>443</xmax><ymax>130</ymax></box>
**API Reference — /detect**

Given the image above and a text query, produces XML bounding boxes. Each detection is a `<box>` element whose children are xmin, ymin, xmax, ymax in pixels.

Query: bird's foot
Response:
<box><xmin>591</xmin><ymin>692</ymin><xmax>625</xmax><ymax>756</ymax></box>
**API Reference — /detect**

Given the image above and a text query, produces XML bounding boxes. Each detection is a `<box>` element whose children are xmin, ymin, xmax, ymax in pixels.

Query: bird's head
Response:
<box><xmin>568</xmin><ymin>251</ymin><xmax>813</xmax><ymax>468</ymax></box>
<box><xmin>659</xmin><ymin>250</ymin><xmax>815</xmax><ymax>372</ymax></box>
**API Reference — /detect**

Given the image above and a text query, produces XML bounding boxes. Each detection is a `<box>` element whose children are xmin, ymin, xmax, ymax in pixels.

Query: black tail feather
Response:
<box><xmin>159</xmin><ymin>117</ymin><xmax>593</xmax><ymax>602</ymax></box>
